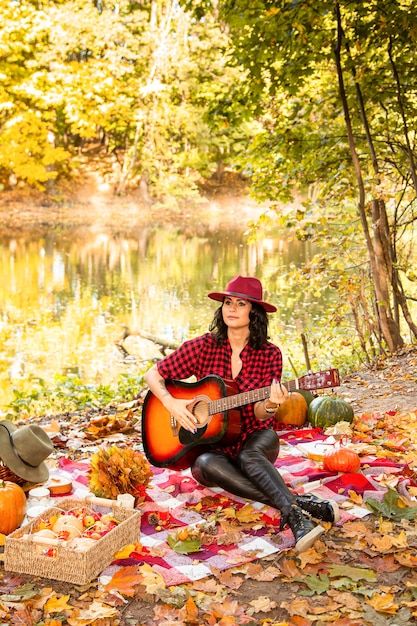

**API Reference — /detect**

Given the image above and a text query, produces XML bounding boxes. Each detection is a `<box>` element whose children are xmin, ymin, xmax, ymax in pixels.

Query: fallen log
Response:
<box><xmin>114</xmin><ymin>326</ymin><xmax>179</xmax><ymax>357</ymax></box>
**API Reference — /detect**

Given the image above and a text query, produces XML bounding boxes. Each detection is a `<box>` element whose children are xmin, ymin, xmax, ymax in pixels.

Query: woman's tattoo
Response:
<box><xmin>158</xmin><ymin>378</ymin><xmax>170</xmax><ymax>396</ymax></box>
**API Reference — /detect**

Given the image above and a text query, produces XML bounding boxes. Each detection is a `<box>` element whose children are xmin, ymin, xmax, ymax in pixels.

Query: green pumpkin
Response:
<box><xmin>308</xmin><ymin>395</ymin><xmax>354</xmax><ymax>429</ymax></box>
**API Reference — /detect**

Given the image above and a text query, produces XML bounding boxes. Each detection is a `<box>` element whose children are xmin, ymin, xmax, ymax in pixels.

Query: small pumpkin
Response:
<box><xmin>274</xmin><ymin>392</ymin><xmax>308</xmax><ymax>426</ymax></box>
<box><xmin>308</xmin><ymin>395</ymin><xmax>354</xmax><ymax>429</ymax></box>
<box><xmin>52</xmin><ymin>514</ymin><xmax>84</xmax><ymax>539</ymax></box>
<box><xmin>0</xmin><ymin>480</ymin><xmax>27</xmax><ymax>535</ymax></box>
<box><xmin>323</xmin><ymin>447</ymin><xmax>361</xmax><ymax>473</ymax></box>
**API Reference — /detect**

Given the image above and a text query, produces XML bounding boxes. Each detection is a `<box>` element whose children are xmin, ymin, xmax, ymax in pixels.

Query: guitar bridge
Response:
<box><xmin>170</xmin><ymin>414</ymin><xmax>179</xmax><ymax>437</ymax></box>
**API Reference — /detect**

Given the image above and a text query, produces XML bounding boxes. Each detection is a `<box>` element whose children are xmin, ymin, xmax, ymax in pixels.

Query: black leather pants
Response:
<box><xmin>191</xmin><ymin>429</ymin><xmax>296</xmax><ymax>511</ymax></box>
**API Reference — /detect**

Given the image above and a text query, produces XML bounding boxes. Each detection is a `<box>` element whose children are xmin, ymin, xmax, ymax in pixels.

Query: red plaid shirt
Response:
<box><xmin>157</xmin><ymin>332</ymin><xmax>283</xmax><ymax>458</ymax></box>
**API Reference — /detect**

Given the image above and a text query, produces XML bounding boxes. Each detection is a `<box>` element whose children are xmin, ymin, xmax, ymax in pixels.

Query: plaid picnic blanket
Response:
<box><xmin>52</xmin><ymin>425</ymin><xmax>411</xmax><ymax>586</ymax></box>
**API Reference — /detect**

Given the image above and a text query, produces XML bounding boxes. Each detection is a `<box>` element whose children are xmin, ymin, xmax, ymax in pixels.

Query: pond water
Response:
<box><xmin>0</xmin><ymin>207</ymin><xmax>332</xmax><ymax>412</ymax></box>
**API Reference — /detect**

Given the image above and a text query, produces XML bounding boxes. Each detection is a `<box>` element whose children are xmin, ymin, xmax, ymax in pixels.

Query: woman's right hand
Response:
<box><xmin>163</xmin><ymin>395</ymin><xmax>198</xmax><ymax>433</ymax></box>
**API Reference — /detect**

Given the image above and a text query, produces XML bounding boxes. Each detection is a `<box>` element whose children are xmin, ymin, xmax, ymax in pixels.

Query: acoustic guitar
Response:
<box><xmin>141</xmin><ymin>369</ymin><xmax>340</xmax><ymax>471</ymax></box>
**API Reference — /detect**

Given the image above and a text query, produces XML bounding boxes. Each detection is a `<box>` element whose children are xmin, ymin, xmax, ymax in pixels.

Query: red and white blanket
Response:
<box><xmin>52</xmin><ymin>425</ymin><xmax>411</xmax><ymax>586</ymax></box>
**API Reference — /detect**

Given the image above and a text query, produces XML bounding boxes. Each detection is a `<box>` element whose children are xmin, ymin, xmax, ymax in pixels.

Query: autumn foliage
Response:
<box><xmin>88</xmin><ymin>445</ymin><xmax>152</xmax><ymax>503</ymax></box>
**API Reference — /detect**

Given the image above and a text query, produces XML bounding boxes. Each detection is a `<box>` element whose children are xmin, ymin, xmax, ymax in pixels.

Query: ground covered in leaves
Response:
<box><xmin>1</xmin><ymin>345</ymin><xmax>417</xmax><ymax>626</ymax></box>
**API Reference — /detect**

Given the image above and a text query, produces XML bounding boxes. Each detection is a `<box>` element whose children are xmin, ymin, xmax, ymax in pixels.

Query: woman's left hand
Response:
<box><xmin>269</xmin><ymin>378</ymin><xmax>290</xmax><ymax>405</ymax></box>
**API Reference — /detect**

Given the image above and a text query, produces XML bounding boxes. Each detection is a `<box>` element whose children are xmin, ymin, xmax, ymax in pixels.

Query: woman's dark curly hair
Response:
<box><xmin>209</xmin><ymin>301</ymin><xmax>270</xmax><ymax>349</ymax></box>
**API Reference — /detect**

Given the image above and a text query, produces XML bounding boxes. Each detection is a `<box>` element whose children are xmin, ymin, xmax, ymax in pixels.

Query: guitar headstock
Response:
<box><xmin>298</xmin><ymin>368</ymin><xmax>340</xmax><ymax>391</ymax></box>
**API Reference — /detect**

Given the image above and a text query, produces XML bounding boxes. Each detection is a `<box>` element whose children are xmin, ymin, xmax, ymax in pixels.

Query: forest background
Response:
<box><xmin>1</xmin><ymin>0</ymin><xmax>417</xmax><ymax>404</ymax></box>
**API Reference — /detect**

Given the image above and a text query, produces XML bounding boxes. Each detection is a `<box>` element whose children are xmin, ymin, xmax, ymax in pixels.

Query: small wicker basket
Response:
<box><xmin>4</xmin><ymin>496</ymin><xmax>141</xmax><ymax>585</ymax></box>
<box><xmin>0</xmin><ymin>460</ymin><xmax>27</xmax><ymax>487</ymax></box>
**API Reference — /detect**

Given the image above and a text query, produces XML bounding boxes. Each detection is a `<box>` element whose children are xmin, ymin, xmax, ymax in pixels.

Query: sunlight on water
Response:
<box><xmin>0</xmin><ymin>216</ymin><xmax>332</xmax><ymax>412</ymax></box>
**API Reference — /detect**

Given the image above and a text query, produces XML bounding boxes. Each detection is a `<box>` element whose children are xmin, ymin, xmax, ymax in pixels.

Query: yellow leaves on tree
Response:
<box><xmin>0</xmin><ymin>112</ymin><xmax>70</xmax><ymax>189</ymax></box>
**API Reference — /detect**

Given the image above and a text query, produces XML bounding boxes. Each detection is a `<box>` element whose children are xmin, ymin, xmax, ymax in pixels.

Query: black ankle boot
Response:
<box><xmin>295</xmin><ymin>493</ymin><xmax>340</xmax><ymax>524</ymax></box>
<box><xmin>280</xmin><ymin>504</ymin><xmax>325</xmax><ymax>553</ymax></box>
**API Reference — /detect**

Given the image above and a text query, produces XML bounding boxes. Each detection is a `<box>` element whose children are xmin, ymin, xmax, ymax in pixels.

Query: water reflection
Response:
<box><xmin>0</xmin><ymin>221</ymin><xmax>325</xmax><ymax>411</ymax></box>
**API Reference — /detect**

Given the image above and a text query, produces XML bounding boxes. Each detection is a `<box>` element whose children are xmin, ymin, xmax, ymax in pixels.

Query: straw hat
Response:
<box><xmin>208</xmin><ymin>275</ymin><xmax>277</xmax><ymax>313</ymax></box>
<box><xmin>0</xmin><ymin>420</ymin><xmax>54</xmax><ymax>483</ymax></box>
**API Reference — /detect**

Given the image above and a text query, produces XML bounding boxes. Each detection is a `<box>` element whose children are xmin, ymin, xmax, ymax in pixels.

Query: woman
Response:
<box><xmin>144</xmin><ymin>275</ymin><xmax>339</xmax><ymax>552</ymax></box>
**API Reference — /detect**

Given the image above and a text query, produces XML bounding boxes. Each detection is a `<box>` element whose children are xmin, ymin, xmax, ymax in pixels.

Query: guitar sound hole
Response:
<box><xmin>179</xmin><ymin>424</ymin><xmax>207</xmax><ymax>445</ymax></box>
<box><xmin>191</xmin><ymin>398</ymin><xmax>210</xmax><ymax>425</ymax></box>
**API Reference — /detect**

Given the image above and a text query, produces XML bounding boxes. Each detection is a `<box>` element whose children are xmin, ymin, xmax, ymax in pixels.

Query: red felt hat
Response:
<box><xmin>208</xmin><ymin>275</ymin><xmax>277</xmax><ymax>313</ymax></box>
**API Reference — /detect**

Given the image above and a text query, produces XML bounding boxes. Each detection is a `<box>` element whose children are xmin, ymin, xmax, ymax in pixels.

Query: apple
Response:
<box><xmin>83</xmin><ymin>515</ymin><xmax>96</xmax><ymax>528</ymax></box>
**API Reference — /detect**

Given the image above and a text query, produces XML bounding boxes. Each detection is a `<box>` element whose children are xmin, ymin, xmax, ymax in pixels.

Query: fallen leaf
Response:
<box><xmin>247</xmin><ymin>595</ymin><xmax>277</xmax><ymax>613</ymax></box>
<box><xmin>138</xmin><ymin>563</ymin><xmax>166</xmax><ymax>594</ymax></box>
<box><xmin>215</xmin><ymin>569</ymin><xmax>243</xmax><ymax>589</ymax></box>
<box><xmin>178</xmin><ymin>596</ymin><xmax>199</xmax><ymax>623</ymax></box>
<box><xmin>44</xmin><ymin>594</ymin><xmax>73</xmax><ymax>613</ymax></box>
<box><xmin>245</xmin><ymin>564</ymin><xmax>282</xmax><ymax>581</ymax></box>
<box><xmin>298</xmin><ymin>546</ymin><xmax>325</xmax><ymax>569</ymax></box>
<box><xmin>114</xmin><ymin>542</ymin><xmax>143</xmax><ymax>559</ymax></box>
<box><xmin>328</xmin><ymin>565</ymin><xmax>377</xmax><ymax>582</ymax></box>
<box><xmin>367</xmin><ymin>592</ymin><xmax>399</xmax><ymax>614</ymax></box>
<box><xmin>103</xmin><ymin>566</ymin><xmax>144</xmax><ymax>596</ymax></box>
<box><xmin>67</xmin><ymin>601</ymin><xmax>119</xmax><ymax>624</ymax></box>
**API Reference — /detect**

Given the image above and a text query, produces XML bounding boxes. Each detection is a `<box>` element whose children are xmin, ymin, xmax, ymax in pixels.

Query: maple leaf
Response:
<box><xmin>0</xmin><ymin>574</ymin><xmax>26</xmax><ymax>594</ymax></box>
<box><xmin>281</xmin><ymin>596</ymin><xmax>314</xmax><ymax>617</ymax></box>
<box><xmin>44</xmin><ymin>594</ymin><xmax>73</xmax><ymax>613</ymax></box>
<box><xmin>6</xmin><ymin>607</ymin><xmax>33</xmax><ymax>625</ymax></box>
<box><xmin>366</xmin><ymin>487</ymin><xmax>417</xmax><ymax>521</ymax></box>
<box><xmin>205</xmin><ymin>598</ymin><xmax>255</xmax><ymax>622</ymax></box>
<box><xmin>328</xmin><ymin>565</ymin><xmax>377</xmax><ymax>582</ymax></box>
<box><xmin>347</xmin><ymin>489</ymin><xmax>363</xmax><ymax>505</ymax></box>
<box><xmin>0</xmin><ymin>534</ymin><xmax>5</xmax><ymax>547</ymax></box>
<box><xmin>137</xmin><ymin>564</ymin><xmax>166</xmax><ymax>594</ymax></box>
<box><xmin>0</xmin><ymin>582</ymin><xmax>40</xmax><ymax>602</ymax></box>
<box><xmin>294</xmin><ymin>572</ymin><xmax>330</xmax><ymax>594</ymax></box>
<box><xmin>191</xmin><ymin>578</ymin><xmax>219</xmax><ymax>593</ymax></box>
<box><xmin>298</xmin><ymin>546</ymin><xmax>324</xmax><ymax>569</ymax></box>
<box><xmin>218</xmin><ymin>520</ymin><xmax>243</xmax><ymax>545</ymax></box>
<box><xmin>394</xmin><ymin>550</ymin><xmax>417</xmax><ymax>567</ymax></box>
<box><xmin>236</xmin><ymin>503</ymin><xmax>264</xmax><ymax>524</ymax></box>
<box><xmin>367</xmin><ymin>592</ymin><xmax>399</xmax><ymax>614</ymax></box>
<box><xmin>340</xmin><ymin>520</ymin><xmax>369</xmax><ymax>538</ymax></box>
<box><xmin>245</xmin><ymin>562</ymin><xmax>282</xmax><ymax>581</ymax></box>
<box><xmin>358</xmin><ymin>554</ymin><xmax>401</xmax><ymax>572</ymax></box>
<box><xmin>215</xmin><ymin>569</ymin><xmax>243</xmax><ymax>589</ymax></box>
<box><xmin>247</xmin><ymin>595</ymin><xmax>277</xmax><ymax>614</ymax></box>
<box><xmin>178</xmin><ymin>596</ymin><xmax>199</xmax><ymax>623</ymax></box>
<box><xmin>370</xmin><ymin>534</ymin><xmax>396</xmax><ymax>551</ymax></box>
<box><xmin>114</xmin><ymin>542</ymin><xmax>142</xmax><ymax>559</ymax></box>
<box><xmin>281</xmin><ymin>557</ymin><xmax>303</xmax><ymax>579</ymax></box>
<box><xmin>103</xmin><ymin>565</ymin><xmax>144</xmax><ymax>597</ymax></box>
<box><xmin>326</xmin><ymin>589</ymin><xmax>362</xmax><ymax>610</ymax></box>
<box><xmin>67</xmin><ymin>601</ymin><xmax>119</xmax><ymax>623</ymax></box>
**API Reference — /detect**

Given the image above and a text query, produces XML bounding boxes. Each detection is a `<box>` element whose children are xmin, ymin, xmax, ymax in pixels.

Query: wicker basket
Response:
<box><xmin>0</xmin><ymin>460</ymin><xmax>27</xmax><ymax>487</ymax></box>
<box><xmin>4</xmin><ymin>496</ymin><xmax>141</xmax><ymax>585</ymax></box>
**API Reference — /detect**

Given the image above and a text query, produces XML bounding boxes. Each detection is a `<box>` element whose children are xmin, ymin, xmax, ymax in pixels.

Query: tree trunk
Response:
<box><xmin>334</xmin><ymin>2</ymin><xmax>403</xmax><ymax>353</ymax></box>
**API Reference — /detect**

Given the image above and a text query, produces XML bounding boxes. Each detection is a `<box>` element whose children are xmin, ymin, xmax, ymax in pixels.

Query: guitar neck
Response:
<box><xmin>208</xmin><ymin>369</ymin><xmax>340</xmax><ymax>416</ymax></box>
<box><xmin>209</xmin><ymin>381</ymin><xmax>297</xmax><ymax>415</ymax></box>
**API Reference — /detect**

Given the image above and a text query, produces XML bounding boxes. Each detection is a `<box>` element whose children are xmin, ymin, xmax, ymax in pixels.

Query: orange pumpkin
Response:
<box><xmin>323</xmin><ymin>448</ymin><xmax>361</xmax><ymax>473</ymax></box>
<box><xmin>274</xmin><ymin>392</ymin><xmax>308</xmax><ymax>426</ymax></box>
<box><xmin>0</xmin><ymin>480</ymin><xmax>27</xmax><ymax>535</ymax></box>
